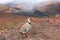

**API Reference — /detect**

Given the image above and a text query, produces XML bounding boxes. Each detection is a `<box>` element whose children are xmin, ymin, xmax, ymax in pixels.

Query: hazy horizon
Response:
<box><xmin>0</xmin><ymin>0</ymin><xmax>60</xmax><ymax>11</ymax></box>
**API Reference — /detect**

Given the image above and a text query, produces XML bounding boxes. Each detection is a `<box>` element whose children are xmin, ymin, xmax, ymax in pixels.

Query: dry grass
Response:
<box><xmin>0</xmin><ymin>22</ymin><xmax>17</xmax><ymax>31</ymax></box>
<box><xmin>0</xmin><ymin>14</ymin><xmax>60</xmax><ymax>40</ymax></box>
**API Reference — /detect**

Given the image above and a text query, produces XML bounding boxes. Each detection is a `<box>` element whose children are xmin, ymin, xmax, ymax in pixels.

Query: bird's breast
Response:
<box><xmin>20</xmin><ymin>22</ymin><xmax>32</xmax><ymax>33</ymax></box>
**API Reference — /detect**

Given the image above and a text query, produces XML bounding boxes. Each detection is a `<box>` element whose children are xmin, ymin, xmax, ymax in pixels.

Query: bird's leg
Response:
<box><xmin>20</xmin><ymin>32</ymin><xmax>24</xmax><ymax>38</ymax></box>
<box><xmin>24</xmin><ymin>33</ymin><xmax>28</xmax><ymax>38</ymax></box>
<box><xmin>25</xmin><ymin>33</ymin><xmax>27</xmax><ymax>38</ymax></box>
<box><xmin>20</xmin><ymin>32</ymin><xmax>23</xmax><ymax>36</ymax></box>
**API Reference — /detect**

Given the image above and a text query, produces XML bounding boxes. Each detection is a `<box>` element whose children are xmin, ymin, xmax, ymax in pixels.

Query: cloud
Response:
<box><xmin>14</xmin><ymin>0</ymin><xmax>51</xmax><ymax>3</ymax></box>
<box><xmin>0</xmin><ymin>0</ymin><xmax>14</xmax><ymax>3</ymax></box>
<box><xmin>0</xmin><ymin>0</ymin><xmax>60</xmax><ymax>4</ymax></box>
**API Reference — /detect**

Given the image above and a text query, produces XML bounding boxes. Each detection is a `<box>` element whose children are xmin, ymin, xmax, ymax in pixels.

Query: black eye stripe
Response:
<box><xmin>28</xmin><ymin>22</ymin><xmax>31</xmax><ymax>25</ymax></box>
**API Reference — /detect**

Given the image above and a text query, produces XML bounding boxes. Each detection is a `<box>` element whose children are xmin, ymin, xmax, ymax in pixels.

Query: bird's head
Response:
<box><xmin>27</xmin><ymin>17</ymin><xmax>31</xmax><ymax>24</ymax></box>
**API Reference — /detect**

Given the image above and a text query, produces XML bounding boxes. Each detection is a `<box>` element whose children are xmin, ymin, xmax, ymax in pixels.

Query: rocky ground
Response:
<box><xmin>0</xmin><ymin>14</ymin><xmax>60</xmax><ymax>40</ymax></box>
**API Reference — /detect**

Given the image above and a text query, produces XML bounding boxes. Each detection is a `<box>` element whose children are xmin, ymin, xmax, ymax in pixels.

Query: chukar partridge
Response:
<box><xmin>20</xmin><ymin>17</ymin><xmax>32</xmax><ymax>38</ymax></box>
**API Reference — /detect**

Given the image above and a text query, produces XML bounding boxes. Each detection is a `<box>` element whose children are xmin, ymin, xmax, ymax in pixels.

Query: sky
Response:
<box><xmin>0</xmin><ymin>0</ymin><xmax>13</xmax><ymax>3</ymax></box>
<box><xmin>0</xmin><ymin>0</ymin><xmax>60</xmax><ymax>11</ymax></box>
<box><xmin>0</xmin><ymin>0</ymin><xmax>51</xmax><ymax>10</ymax></box>
<box><xmin>0</xmin><ymin>0</ymin><xmax>54</xmax><ymax>4</ymax></box>
<box><xmin>0</xmin><ymin>0</ymin><xmax>60</xmax><ymax>4</ymax></box>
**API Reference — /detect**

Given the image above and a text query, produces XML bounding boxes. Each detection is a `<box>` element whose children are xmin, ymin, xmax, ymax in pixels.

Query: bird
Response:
<box><xmin>20</xmin><ymin>17</ymin><xmax>32</xmax><ymax>38</ymax></box>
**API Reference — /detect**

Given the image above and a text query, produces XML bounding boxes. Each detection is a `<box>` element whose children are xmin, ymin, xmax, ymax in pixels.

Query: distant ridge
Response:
<box><xmin>34</xmin><ymin>2</ymin><xmax>60</xmax><ymax>16</ymax></box>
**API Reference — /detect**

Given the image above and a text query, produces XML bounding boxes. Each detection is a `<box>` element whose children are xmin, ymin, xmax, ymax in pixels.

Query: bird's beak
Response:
<box><xmin>28</xmin><ymin>17</ymin><xmax>30</xmax><ymax>20</ymax></box>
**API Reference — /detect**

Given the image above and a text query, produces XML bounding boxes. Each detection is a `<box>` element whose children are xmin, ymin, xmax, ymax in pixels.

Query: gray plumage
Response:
<box><xmin>20</xmin><ymin>17</ymin><xmax>32</xmax><ymax>34</ymax></box>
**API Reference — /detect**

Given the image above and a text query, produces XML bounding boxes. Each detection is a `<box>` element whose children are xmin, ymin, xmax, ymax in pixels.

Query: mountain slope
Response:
<box><xmin>34</xmin><ymin>2</ymin><xmax>60</xmax><ymax>16</ymax></box>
